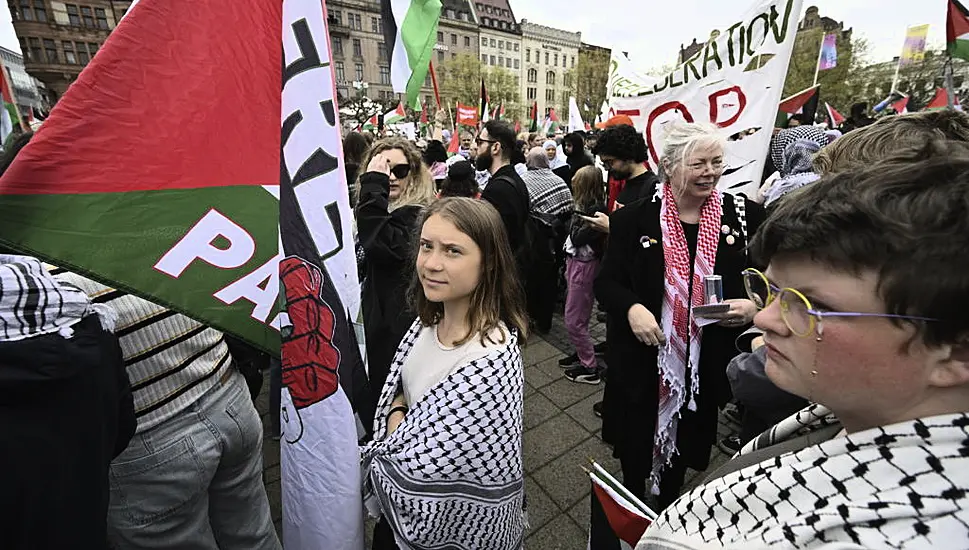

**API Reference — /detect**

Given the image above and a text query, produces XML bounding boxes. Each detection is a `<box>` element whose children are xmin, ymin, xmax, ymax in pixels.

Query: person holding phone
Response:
<box><xmin>356</xmin><ymin>138</ymin><xmax>437</xmax><ymax>409</ymax></box>
<box><xmin>593</xmin><ymin>122</ymin><xmax>765</xmax><ymax>522</ymax></box>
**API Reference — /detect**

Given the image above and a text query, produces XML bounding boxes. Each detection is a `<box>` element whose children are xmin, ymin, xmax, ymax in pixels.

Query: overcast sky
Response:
<box><xmin>0</xmin><ymin>1</ymin><xmax>947</xmax><ymax>71</ymax></box>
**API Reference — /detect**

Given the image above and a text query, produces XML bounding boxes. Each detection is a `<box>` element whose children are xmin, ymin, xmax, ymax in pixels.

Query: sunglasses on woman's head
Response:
<box><xmin>742</xmin><ymin>268</ymin><xmax>939</xmax><ymax>338</ymax></box>
<box><xmin>390</xmin><ymin>163</ymin><xmax>411</xmax><ymax>179</ymax></box>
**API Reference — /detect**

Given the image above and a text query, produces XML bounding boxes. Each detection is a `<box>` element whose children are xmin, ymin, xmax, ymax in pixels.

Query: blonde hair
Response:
<box><xmin>356</xmin><ymin>137</ymin><xmax>436</xmax><ymax>211</ymax></box>
<box><xmin>409</xmin><ymin>198</ymin><xmax>529</xmax><ymax>346</ymax></box>
<box><xmin>658</xmin><ymin>122</ymin><xmax>726</xmax><ymax>184</ymax></box>
<box><xmin>571</xmin><ymin>165</ymin><xmax>605</xmax><ymax>210</ymax></box>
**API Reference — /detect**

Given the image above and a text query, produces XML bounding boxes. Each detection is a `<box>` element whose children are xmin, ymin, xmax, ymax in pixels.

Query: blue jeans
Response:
<box><xmin>106</xmin><ymin>370</ymin><xmax>280</xmax><ymax>550</ymax></box>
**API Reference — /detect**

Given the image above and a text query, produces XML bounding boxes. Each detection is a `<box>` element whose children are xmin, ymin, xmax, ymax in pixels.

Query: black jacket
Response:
<box><xmin>481</xmin><ymin>164</ymin><xmax>529</xmax><ymax>254</ymax></box>
<box><xmin>594</xmin><ymin>189</ymin><xmax>765</xmax><ymax>470</ymax></box>
<box><xmin>357</xmin><ymin>171</ymin><xmax>423</xmax><ymax>405</ymax></box>
<box><xmin>614</xmin><ymin>170</ymin><xmax>660</xmax><ymax>208</ymax></box>
<box><xmin>0</xmin><ymin>315</ymin><xmax>134</xmax><ymax>550</ymax></box>
<box><xmin>569</xmin><ymin>200</ymin><xmax>607</xmax><ymax>259</ymax></box>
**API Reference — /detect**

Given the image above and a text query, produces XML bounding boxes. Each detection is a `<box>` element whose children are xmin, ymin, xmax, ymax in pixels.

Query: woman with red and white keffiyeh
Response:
<box><xmin>592</xmin><ymin>122</ymin><xmax>766</xmax><ymax>536</ymax></box>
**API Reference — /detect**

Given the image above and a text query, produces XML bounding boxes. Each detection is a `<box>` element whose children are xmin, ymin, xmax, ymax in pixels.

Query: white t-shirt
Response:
<box><xmin>401</xmin><ymin>321</ymin><xmax>508</xmax><ymax>406</ymax></box>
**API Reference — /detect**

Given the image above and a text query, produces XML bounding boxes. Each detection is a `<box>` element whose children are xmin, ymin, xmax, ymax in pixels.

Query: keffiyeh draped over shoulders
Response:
<box><xmin>638</xmin><ymin>404</ymin><xmax>969</xmax><ymax>549</ymax></box>
<box><xmin>361</xmin><ymin>320</ymin><xmax>526</xmax><ymax>550</ymax></box>
<box><xmin>0</xmin><ymin>255</ymin><xmax>116</xmax><ymax>341</ymax></box>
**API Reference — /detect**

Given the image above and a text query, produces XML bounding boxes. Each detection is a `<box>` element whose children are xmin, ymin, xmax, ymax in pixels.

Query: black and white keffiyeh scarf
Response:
<box><xmin>361</xmin><ymin>320</ymin><xmax>526</xmax><ymax>549</ymax></box>
<box><xmin>637</xmin><ymin>404</ymin><xmax>969</xmax><ymax>549</ymax></box>
<box><xmin>0</xmin><ymin>255</ymin><xmax>115</xmax><ymax>342</ymax></box>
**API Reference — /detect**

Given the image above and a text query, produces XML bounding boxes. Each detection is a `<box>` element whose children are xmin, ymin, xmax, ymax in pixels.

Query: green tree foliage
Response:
<box><xmin>438</xmin><ymin>53</ymin><xmax>522</xmax><ymax>122</ymax></box>
<box><xmin>566</xmin><ymin>48</ymin><xmax>611</xmax><ymax>123</ymax></box>
<box><xmin>781</xmin><ymin>29</ymin><xmax>870</xmax><ymax>116</ymax></box>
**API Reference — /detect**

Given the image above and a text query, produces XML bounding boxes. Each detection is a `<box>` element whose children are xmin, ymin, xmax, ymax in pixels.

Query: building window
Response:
<box><xmin>333</xmin><ymin>37</ymin><xmax>343</xmax><ymax>56</ymax></box>
<box><xmin>33</xmin><ymin>0</ymin><xmax>46</xmax><ymax>22</ymax></box>
<box><xmin>43</xmin><ymin>39</ymin><xmax>58</xmax><ymax>63</ymax></box>
<box><xmin>464</xmin><ymin>36</ymin><xmax>470</xmax><ymax>47</ymax></box>
<box><xmin>95</xmin><ymin>7</ymin><xmax>108</xmax><ymax>29</ymax></box>
<box><xmin>445</xmin><ymin>8</ymin><xmax>454</xmax><ymax>18</ymax></box>
<box><xmin>514</xmin><ymin>43</ymin><xmax>519</xmax><ymax>52</ymax></box>
<box><xmin>527</xmin><ymin>87</ymin><xmax>536</xmax><ymax>100</ymax></box>
<box><xmin>481</xmin><ymin>37</ymin><xmax>487</xmax><ymax>46</ymax></box>
<box><xmin>451</xmin><ymin>34</ymin><xmax>457</xmax><ymax>45</ymax></box>
<box><xmin>75</xmin><ymin>41</ymin><xmax>89</xmax><ymax>64</ymax></box>
<box><xmin>546</xmin><ymin>89</ymin><xmax>555</xmax><ymax>101</ymax></box>
<box><xmin>335</xmin><ymin>61</ymin><xmax>345</xmax><ymax>81</ymax></box>
<box><xmin>498</xmin><ymin>40</ymin><xmax>504</xmax><ymax>50</ymax></box>
<box><xmin>66</xmin><ymin>4</ymin><xmax>80</xmax><ymax>25</ymax></box>
<box><xmin>352</xmin><ymin>39</ymin><xmax>362</xmax><ymax>57</ymax></box>
<box><xmin>489</xmin><ymin>38</ymin><xmax>495</xmax><ymax>47</ymax></box>
<box><xmin>489</xmin><ymin>55</ymin><xmax>495</xmax><ymax>65</ymax></box>
<box><xmin>377</xmin><ymin>42</ymin><xmax>387</xmax><ymax>60</ymax></box>
<box><xmin>571</xmin><ymin>56</ymin><xmax>575</xmax><ymax>68</ymax></box>
<box><xmin>88</xmin><ymin>42</ymin><xmax>99</xmax><ymax>57</ymax></box>
<box><xmin>545</xmin><ymin>52</ymin><xmax>549</xmax><ymax>64</ymax></box>
<box><xmin>554</xmin><ymin>54</ymin><xmax>558</xmax><ymax>66</ymax></box>
<box><xmin>437</xmin><ymin>31</ymin><xmax>443</xmax><ymax>42</ymax></box>
<box><xmin>80</xmin><ymin>6</ymin><xmax>94</xmax><ymax>27</ymax></box>
<box><xmin>451</xmin><ymin>52</ymin><xmax>456</xmax><ymax>60</ymax></box>
<box><xmin>19</xmin><ymin>0</ymin><xmax>33</xmax><ymax>21</ymax></box>
<box><xmin>498</xmin><ymin>56</ymin><xmax>503</xmax><ymax>65</ymax></box>
<box><xmin>437</xmin><ymin>50</ymin><xmax>444</xmax><ymax>63</ymax></box>
<box><xmin>481</xmin><ymin>54</ymin><xmax>487</xmax><ymax>63</ymax></box>
<box><xmin>514</xmin><ymin>59</ymin><xmax>519</xmax><ymax>69</ymax></box>
<box><xmin>506</xmin><ymin>41</ymin><xmax>511</xmax><ymax>50</ymax></box>
<box><xmin>29</xmin><ymin>37</ymin><xmax>42</xmax><ymax>62</ymax></box>
<box><xmin>526</xmin><ymin>49</ymin><xmax>530</xmax><ymax>62</ymax></box>
<box><xmin>331</xmin><ymin>10</ymin><xmax>342</xmax><ymax>25</ymax></box>
<box><xmin>563</xmin><ymin>73</ymin><xmax>571</xmax><ymax>87</ymax></box>
<box><xmin>355</xmin><ymin>63</ymin><xmax>364</xmax><ymax>81</ymax></box>
<box><xmin>354</xmin><ymin>13</ymin><xmax>362</xmax><ymax>30</ymax></box>
<box><xmin>62</xmin><ymin>41</ymin><xmax>76</xmax><ymax>64</ymax></box>
<box><xmin>546</xmin><ymin>71</ymin><xmax>555</xmax><ymax>85</ymax></box>
<box><xmin>527</xmin><ymin>68</ymin><xmax>537</xmax><ymax>82</ymax></box>
<box><xmin>371</xmin><ymin>17</ymin><xmax>382</xmax><ymax>33</ymax></box>
<box><xmin>379</xmin><ymin>66</ymin><xmax>390</xmax><ymax>85</ymax></box>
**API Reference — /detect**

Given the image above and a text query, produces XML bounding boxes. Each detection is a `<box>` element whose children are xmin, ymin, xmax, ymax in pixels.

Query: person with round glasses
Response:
<box><xmin>591</xmin><ymin>121</ymin><xmax>766</xmax><ymax>536</ymax></box>
<box><xmin>356</xmin><ymin>137</ymin><xmax>437</xmax><ymax>410</ymax></box>
<box><xmin>636</xmin><ymin>143</ymin><xmax>969</xmax><ymax>549</ymax></box>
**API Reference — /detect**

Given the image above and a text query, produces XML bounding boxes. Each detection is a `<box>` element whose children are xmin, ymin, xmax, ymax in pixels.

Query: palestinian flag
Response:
<box><xmin>384</xmin><ymin>100</ymin><xmax>406</xmax><ymax>124</ymax></box>
<box><xmin>447</xmin><ymin>127</ymin><xmax>460</xmax><ymax>154</ymax></box>
<box><xmin>529</xmin><ymin>100</ymin><xmax>538</xmax><ymax>132</ymax></box>
<box><xmin>589</xmin><ymin>461</ymin><xmax>656</xmax><ymax>549</ymax></box>
<box><xmin>948</xmin><ymin>0</ymin><xmax>969</xmax><ymax>62</ymax></box>
<box><xmin>779</xmin><ymin>85</ymin><xmax>819</xmax><ymax>120</ymax></box>
<box><xmin>362</xmin><ymin>113</ymin><xmax>378</xmax><ymax>132</ymax></box>
<box><xmin>381</xmin><ymin>0</ymin><xmax>441</xmax><ymax>108</ymax></box>
<box><xmin>892</xmin><ymin>96</ymin><xmax>910</xmax><ymax>114</ymax></box>
<box><xmin>0</xmin><ymin>55</ymin><xmax>26</xmax><ymax>145</ymax></box>
<box><xmin>825</xmin><ymin>102</ymin><xmax>845</xmax><ymax>128</ymax></box>
<box><xmin>924</xmin><ymin>88</ymin><xmax>962</xmax><ymax>110</ymax></box>
<box><xmin>480</xmin><ymin>78</ymin><xmax>489</xmax><ymax>123</ymax></box>
<box><xmin>873</xmin><ymin>91</ymin><xmax>906</xmax><ymax>113</ymax></box>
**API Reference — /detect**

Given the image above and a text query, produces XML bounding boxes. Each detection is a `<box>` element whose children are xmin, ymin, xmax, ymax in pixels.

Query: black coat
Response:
<box><xmin>0</xmin><ymin>315</ymin><xmax>134</xmax><ymax>550</ymax></box>
<box><xmin>594</xmin><ymin>190</ymin><xmax>765</xmax><ymax>470</ymax></box>
<box><xmin>357</xmin><ymin>171</ymin><xmax>423</xmax><ymax>406</ymax></box>
<box><xmin>480</xmin><ymin>164</ymin><xmax>529</xmax><ymax>254</ymax></box>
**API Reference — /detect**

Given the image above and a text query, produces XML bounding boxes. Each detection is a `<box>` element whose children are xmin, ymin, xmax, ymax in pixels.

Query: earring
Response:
<box><xmin>815</xmin><ymin>336</ymin><xmax>822</xmax><ymax>342</ymax></box>
<box><xmin>811</xmin><ymin>370</ymin><xmax>818</xmax><ymax>377</ymax></box>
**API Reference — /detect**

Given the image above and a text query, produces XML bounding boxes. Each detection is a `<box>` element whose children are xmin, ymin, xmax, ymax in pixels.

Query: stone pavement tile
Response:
<box><xmin>523</xmin><ymin>339</ymin><xmax>563</xmax><ymax>367</ymax></box>
<box><xmin>525</xmin><ymin>362</ymin><xmax>559</xmax><ymax>390</ymax></box>
<box><xmin>532</xmin><ymin>356</ymin><xmax>569</xmax><ymax>380</ymax></box>
<box><xmin>532</xmin><ymin>436</ymin><xmax>621</xmax><ymax>510</ymax></box>
<box><xmin>539</xmin><ymin>377</ymin><xmax>602</xmax><ymax>410</ymax></box>
<box><xmin>525</xmin><ymin>476</ymin><xmax>560</xmax><ymax>535</ymax></box>
<box><xmin>525</xmin><ymin>392</ymin><xmax>561</xmax><ymax>431</ymax></box>
<box><xmin>525</xmin><ymin>514</ymin><xmax>587</xmax><ymax>550</ymax></box>
<box><xmin>564</xmin><ymin>391</ymin><xmax>604</xmax><ymax>433</ymax></box>
<box><xmin>524</xmin><ymin>382</ymin><xmax>537</xmax><ymax>398</ymax></box>
<box><xmin>566</xmin><ymin>498</ymin><xmax>591</xmax><ymax>536</ymax></box>
<box><xmin>524</xmin><ymin>413</ymin><xmax>590</xmax><ymax>473</ymax></box>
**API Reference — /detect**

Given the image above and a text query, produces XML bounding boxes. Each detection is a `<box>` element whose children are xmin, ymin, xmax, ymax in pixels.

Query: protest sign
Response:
<box><xmin>609</xmin><ymin>0</ymin><xmax>803</xmax><ymax>197</ymax></box>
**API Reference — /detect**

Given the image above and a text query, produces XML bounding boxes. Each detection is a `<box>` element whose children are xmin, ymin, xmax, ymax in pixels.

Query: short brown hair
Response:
<box><xmin>571</xmin><ymin>165</ymin><xmax>605</xmax><ymax>209</ymax></box>
<box><xmin>408</xmin><ymin>197</ymin><xmax>529</xmax><ymax>345</ymax></box>
<box><xmin>814</xmin><ymin>110</ymin><xmax>969</xmax><ymax>174</ymax></box>
<box><xmin>751</xmin><ymin>140</ymin><xmax>969</xmax><ymax>347</ymax></box>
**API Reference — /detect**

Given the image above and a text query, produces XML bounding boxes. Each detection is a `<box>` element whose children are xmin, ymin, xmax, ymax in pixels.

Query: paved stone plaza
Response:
<box><xmin>257</xmin><ymin>310</ymin><xmax>736</xmax><ymax>548</ymax></box>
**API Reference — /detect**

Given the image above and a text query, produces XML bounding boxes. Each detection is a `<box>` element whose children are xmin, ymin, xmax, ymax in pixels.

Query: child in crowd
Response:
<box><xmin>562</xmin><ymin>165</ymin><xmax>609</xmax><ymax>384</ymax></box>
<box><xmin>361</xmin><ymin>197</ymin><xmax>528</xmax><ymax>550</ymax></box>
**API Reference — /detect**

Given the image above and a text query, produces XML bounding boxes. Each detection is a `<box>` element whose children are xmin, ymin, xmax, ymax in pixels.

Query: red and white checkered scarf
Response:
<box><xmin>650</xmin><ymin>183</ymin><xmax>722</xmax><ymax>493</ymax></box>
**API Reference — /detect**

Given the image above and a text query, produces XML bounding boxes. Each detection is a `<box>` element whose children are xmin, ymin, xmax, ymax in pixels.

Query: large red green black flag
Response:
<box><xmin>0</xmin><ymin>0</ymin><xmax>282</xmax><ymax>353</ymax></box>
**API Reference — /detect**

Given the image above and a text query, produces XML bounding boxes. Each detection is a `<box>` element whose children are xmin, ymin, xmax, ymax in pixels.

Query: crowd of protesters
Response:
<box><xmin>2</xmin><ymin>98</ymin><xmax>968</xmax><ymax>550</ymax></box>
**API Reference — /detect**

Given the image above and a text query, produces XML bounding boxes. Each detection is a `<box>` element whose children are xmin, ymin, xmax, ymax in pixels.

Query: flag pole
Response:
<box><xmin>945</xmin><ymin>54</ymin><xmax>956</xmax><ymax>110</ymax></box>
<box><xmin>812</xmin><ymin>32</ymin><xmax>825</xmax><ymax>87</ymax></box>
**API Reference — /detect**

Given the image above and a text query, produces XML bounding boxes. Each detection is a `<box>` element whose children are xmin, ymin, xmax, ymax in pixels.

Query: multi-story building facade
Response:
<box><xmin>472</xmin><ymin>0</ymin><xmax>522</xmax><ymax>88</ymax></box>
<box><xmin>432</xmin><ymin>0</ymin><xmax>478</xmax><ymax>107</ymax></box>
<box><xmin>8</xmin><ymin>0</ymin><xmax>131</xmax><ymax>102</ymax></box>
<box><xmin>521</xmin><ymin>20</ymin><xmax>579</xmax><ymax>118</ymax></box>
<box><xmin>0</xmin><ymin>45</ymin><xmax>44</xmax><ymax>116</ymax></box>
